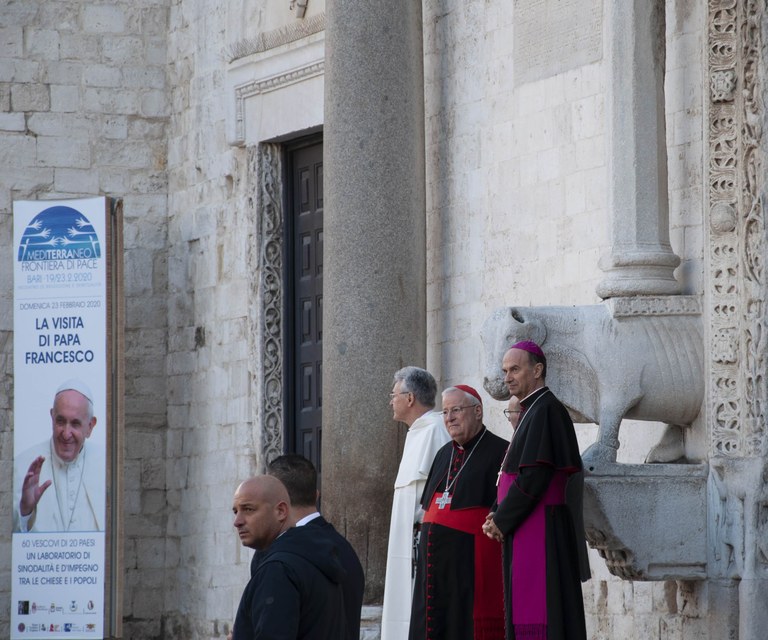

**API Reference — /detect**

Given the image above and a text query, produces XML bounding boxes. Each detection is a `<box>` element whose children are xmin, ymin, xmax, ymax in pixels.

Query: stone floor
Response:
<box><xmin>360</xmin><ymin>605</ymin><xmax>382</xmax><ymax>640</ymax></box>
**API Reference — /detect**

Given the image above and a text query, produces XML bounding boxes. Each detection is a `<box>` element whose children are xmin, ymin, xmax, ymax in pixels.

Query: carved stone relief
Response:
<box><xmin>226</xmin><ymin>12</ymin><xmax>325</xmax><ymax>62</ymax></box>
<box><xmin>708</xmin><ymin>460</ymin><xmax>743</xmax><ymax>577</ymax></box>
<box><xmin>708</xmin><ymin>458</ymin><xmax>768</xmax><ymax>580</ymax></box>
<box><xmin>707</xmin><ymin>0</ymin><xmax>765</xmax><ymax>458</ymax></box>
<box><xmin>710</xmin><ymin>69</ymin><xmax>736</xmax><ymax>102</ymax></box>
<box><xmin>254</xmin><ymin>143</ymin><xmax>284</xmax><ymax>464</ymax></box>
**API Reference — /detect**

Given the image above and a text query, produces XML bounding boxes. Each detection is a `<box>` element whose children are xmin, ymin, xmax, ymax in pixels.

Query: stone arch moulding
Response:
<box><xmin>225</xmin><ymin>14</ymin><xmax>325</xmax><ymax>147</ymax></box>
<box><xmin>231</xmin><ymin>62</ymin><xmax>324</xmax><ymax>146</ymax></box>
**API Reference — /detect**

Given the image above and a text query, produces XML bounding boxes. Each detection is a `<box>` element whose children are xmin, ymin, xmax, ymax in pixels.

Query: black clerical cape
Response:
<box><xmin>409</xmin><ymin>427</ymin><xmax>507</xmax><ymax>640</ymax></box>
<box><xmin>494</xmin><ymin>387</ymin><xmax>590</xmax><ymax>640</ymax></box>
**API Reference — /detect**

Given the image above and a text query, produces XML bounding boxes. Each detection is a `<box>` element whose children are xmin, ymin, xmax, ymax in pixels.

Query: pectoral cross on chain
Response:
<box><xmin>436</xmin><ymin>492</ymin><xmax>452</xmax><ymax>509</ymax></box>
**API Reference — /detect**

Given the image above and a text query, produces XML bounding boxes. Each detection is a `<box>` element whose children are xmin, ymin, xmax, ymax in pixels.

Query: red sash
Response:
<box><xmin>424</xmin><ymin>493</ymin><xmax>504</xmax><ymax>639</ymax></box>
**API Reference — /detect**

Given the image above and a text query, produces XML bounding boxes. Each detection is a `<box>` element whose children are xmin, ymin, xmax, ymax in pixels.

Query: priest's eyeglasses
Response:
<box><xmin>503</xmin><ymin>409</ymin><xmax>522</xmax><ymax>419</ymax></box>
<box><xmin>389</xmin><ymin>391</ymin><xmax>410</xmax><ymax>399</ymax></box>
<box><xmin>441</xmin><ymin>406</ymin><xmax>475</xmax><ymax>418</ymax></box>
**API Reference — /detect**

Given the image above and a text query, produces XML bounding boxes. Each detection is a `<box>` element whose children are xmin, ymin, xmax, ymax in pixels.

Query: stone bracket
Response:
<box><xmin>583</xmin><ymin>462</ymin><xmax>708</xmax><ymax>580</ymax></box>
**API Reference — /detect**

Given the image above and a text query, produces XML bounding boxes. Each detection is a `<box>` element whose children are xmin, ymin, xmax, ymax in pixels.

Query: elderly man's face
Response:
<box><xmin>505</xmin><ymin>396</ymin><xmax>522</xmax><ymax>430</ymax></box>
<box><xmin>389</xmin><ymin>380</ymin><xmax>411</xmax><ymax>423</ymax></box>
<box><xmin>442</xmin><ymin>390</ymin><xmax>483</xmax><ymax>446</ymax></box>
<box><xmin>50</xmin><ymin>390</ymin><xmax>96</xmax><ymax>463</ymax></box>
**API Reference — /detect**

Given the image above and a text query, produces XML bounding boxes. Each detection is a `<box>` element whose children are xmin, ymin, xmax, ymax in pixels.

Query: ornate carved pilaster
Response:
<box><xmin>248</xmin><ymin>144</ymin><xmax>284</xmax><ymax>468</ymax></box>
<box><xmin>738</xmin><ymin>0</ymin><xmax>766</xmax><ymax>458</ymax></box>
<box><xmin>706</xmin><ymin>7</ymin><xmax>768</xmax><ymax>635</ymax></box>
<box><xmin>707</xmin><ymin>0</ymin><xmax>766</xmax><ymax>459</ymax></box>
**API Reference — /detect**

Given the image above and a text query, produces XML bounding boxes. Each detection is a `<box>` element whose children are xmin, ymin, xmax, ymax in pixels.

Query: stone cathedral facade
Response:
<box><xmin>0</xmin><ymin>1</ymin><xmax>767</xmax><ymax>639</ymax></box>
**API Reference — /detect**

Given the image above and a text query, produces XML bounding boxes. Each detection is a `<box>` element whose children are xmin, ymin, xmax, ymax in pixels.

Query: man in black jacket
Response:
<box><xmin>232</xmin><ymin>474</ymin><xmax>346</xmax><ymax>639</ymax></box>
<box><xmin>253</xmin><ymin>454</ymin><xmax>365</xmax><ymax>640</ymax></box>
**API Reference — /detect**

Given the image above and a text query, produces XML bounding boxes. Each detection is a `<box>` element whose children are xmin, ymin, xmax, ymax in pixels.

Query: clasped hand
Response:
<box><xmin>482</xmin><ymin>512</ymin><xmax>503</xmax><ymax>542</ymax></box>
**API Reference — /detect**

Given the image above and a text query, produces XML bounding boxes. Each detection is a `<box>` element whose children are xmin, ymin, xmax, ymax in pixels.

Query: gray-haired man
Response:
<box><xmin>381</xmin><ymin>366</ymin><xmax>451</xmax><ymax>640</ymax></box>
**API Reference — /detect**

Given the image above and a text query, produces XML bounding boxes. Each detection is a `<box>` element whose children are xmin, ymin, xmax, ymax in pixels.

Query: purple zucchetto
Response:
<box><xmin>509</xmin><ymin>340</ymin><xmax>545</xmax><ymax>358</ymax></box>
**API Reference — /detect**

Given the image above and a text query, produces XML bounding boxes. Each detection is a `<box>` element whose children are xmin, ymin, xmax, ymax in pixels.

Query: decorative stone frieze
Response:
<box><xmin>606</xmin><ymin>295</ymin><xmax>701</xmax><ymax>317</ymax></box>
<box><xmin>254</xmin><ymin>143</ymin><xmax>284</xmax><ymax>465</ymax></box>
<box><xmin>231</xmin><ymin>62</ymin><xmax>324</xmax><ymax>145</ymax></box>
<box><xmin>226</xmin><ymin>13</ymin><xmax>325</xmax><ymax>62</ymax></box>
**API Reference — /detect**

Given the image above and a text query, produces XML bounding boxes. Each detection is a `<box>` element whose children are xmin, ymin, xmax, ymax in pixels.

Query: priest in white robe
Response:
<box><xmin>381</xmin><ymin>367</ymin><xmax>451</xmax><ymax>640</ymax></box>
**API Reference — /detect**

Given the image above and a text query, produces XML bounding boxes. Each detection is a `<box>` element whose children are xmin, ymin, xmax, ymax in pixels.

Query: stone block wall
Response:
<box><xmin>0</xmin><ymin>0</ymin><xmax>172</xmax><ymax>637</ymax></box>
<box><xmin>161</xmin><ymin>0</ymin><xmax>258</xmax><ymax>636</ymax></box>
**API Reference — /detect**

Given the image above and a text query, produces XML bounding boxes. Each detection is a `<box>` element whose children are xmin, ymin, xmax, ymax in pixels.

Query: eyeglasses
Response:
<box><xmin>441</xmin><ymin>405</ymin><xmax>477</xmax><ymax>418</ymax></box>
<box><xmin>503</xmin><ymin>409</ymin><xmax>522</xmax><ymax>419</ymax></box>
<box><xmin>389</xmin><ymin>391</ymin><xmax>410</xmax><ymax>399</ymax></box>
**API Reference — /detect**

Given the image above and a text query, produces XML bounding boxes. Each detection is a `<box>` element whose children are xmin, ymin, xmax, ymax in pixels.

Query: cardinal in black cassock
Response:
<box><xmin>409</xmin><ymin>384</ymin><xmax>507</xmax><ymax>640</ymax></box>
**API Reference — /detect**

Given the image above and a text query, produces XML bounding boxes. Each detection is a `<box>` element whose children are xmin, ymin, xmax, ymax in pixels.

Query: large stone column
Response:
<box><xmin>323</xmin><ymin>1</ymin><xmax>426</xmax><ymax>601</ymax></box>
<box><xmin>597</xmin><ymin>0</ymin><xmax>682</xmax><ymax>298</ymax></box>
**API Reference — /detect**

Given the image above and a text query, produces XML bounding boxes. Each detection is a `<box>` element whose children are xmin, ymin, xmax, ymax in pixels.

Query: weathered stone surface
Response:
<box><xmin>583</xmin><ymin>463</ymin><xmax>708</xmax><ymax>580</ymax></box>
<box><xmin>324</xmin><ymin>0</ymin><xmax>426</xmax><ymax>601</ymax></box>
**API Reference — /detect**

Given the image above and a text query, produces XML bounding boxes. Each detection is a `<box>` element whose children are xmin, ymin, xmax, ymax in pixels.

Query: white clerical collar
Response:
<box><xmin>519</xmin><ymin>385</ymin><xmax>547</xmax><ymax>405</ymax></box>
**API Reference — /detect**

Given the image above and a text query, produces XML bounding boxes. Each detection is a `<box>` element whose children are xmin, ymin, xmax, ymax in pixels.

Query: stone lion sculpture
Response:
<box><xmin>481</xmin><ymin>305</ymin><xmax>704</xmax><ymax>464</ymax></box>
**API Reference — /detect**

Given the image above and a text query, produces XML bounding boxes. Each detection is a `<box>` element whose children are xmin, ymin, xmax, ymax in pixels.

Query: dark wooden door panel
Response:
<box><xmin>286</xmin><ymin>140</ymin><xmax>323</xmax><ymax>482</ymax></box>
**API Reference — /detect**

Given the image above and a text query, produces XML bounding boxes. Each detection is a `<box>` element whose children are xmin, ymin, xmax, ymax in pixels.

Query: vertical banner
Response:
<box><xmin>11</xmin><ymin>198</ymin><xmax>110</xmax><ymax>639</ymax></box>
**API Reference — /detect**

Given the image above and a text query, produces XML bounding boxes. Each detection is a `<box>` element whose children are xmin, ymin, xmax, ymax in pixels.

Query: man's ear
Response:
<box><xmin>86</xmin><ymin>417</ymin><xmax>97</xmax><ymax>438</ymax></box>
<box><xmin>534</xmin><ymin>363</ymin><xmax>544</xmax><ymax>379</ymax></box>
<box><xmin>275</xmin><ymin>500</ymin><xmax>290</xmax><ymax>522</ymax></box>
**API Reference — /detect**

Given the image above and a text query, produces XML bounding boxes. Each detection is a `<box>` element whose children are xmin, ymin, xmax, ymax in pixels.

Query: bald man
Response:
<box><xmin>249</xmin><ymin>455</ymin><xmax>364</xmax><ymax>640</ymax></box>
<box><xmin>231</xmin><ymin>475</ymin><xmax>346</xmax><ymax>639</ymax></box>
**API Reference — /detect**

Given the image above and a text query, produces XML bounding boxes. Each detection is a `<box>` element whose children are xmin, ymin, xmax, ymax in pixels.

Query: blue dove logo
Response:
<box><xmin>18</xmin><ymin>206</ymin><xmax>101</xmax><ymax>262</ymax></box>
